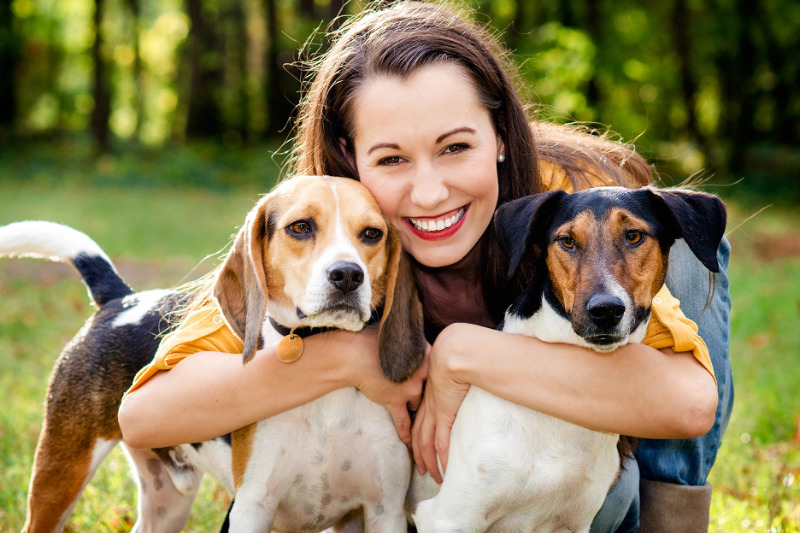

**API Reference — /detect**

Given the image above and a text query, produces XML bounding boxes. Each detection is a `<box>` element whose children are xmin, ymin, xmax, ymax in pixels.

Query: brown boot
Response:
<box><xmin>638</xmin><ymin>479</ymin><xmax>712</xmax><ymax>532</ymax></box>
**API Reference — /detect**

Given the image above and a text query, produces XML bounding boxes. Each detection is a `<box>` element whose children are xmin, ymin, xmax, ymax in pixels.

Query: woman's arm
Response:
<box><xmin>411</xmin><ymin>324</ymin><xmax>718</xmax><ymax>482</ymax></box>
<box><xmin>119</xmin><ymin>326</ymin><xmax>426</xmax><ymax>449</ymax></box>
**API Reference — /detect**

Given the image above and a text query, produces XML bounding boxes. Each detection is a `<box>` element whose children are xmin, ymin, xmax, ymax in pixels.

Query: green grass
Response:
<box><xmin>0</xmin><ymin>141</ymin><xmax>277</xmax><ymax>531</ymax></box>
<box><xmin>1</xmin><ymin>147</ymin><xmax>799</xmax><ymax>530</ymax></box>
<box><xmin>707</xmin><ymin>202</ymin><xmax>800</xmax><ymax>532</ymax></box>
<box><xmin>0</xmin><ymin>263</ymin><xmax>231</xmax><ymax>531</ymax></box>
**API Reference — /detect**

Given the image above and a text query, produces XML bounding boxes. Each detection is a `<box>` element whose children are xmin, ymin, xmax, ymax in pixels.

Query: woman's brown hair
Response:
<box><xmin>287</xmin><ymin>0</ymin><xmax>655</xmax><ymax>324</ymax></box>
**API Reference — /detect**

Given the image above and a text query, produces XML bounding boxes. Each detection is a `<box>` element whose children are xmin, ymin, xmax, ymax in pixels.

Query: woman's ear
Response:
<box><xmin>496</xmin><ymin>136</ymin><xmax>506</xmax><ymax>162</ymax></box>
<box><xmin>339</xmin><ymin>137</ymin><xmax>356</xmax><ymax>170</ymax></box>
<box><xmin>213</xmin><ymin>197</ymin><xmax>272</xmax><ymax>363</ymax></box>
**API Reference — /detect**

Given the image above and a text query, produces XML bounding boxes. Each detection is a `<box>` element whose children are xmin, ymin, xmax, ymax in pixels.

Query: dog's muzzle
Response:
<box><xmin>578</xmin><ymin>294</ymin><xmax>631</xmax><ymax>347</ymax></box>
<box><xmin>327</xmin><ymin>262</ymin><xmax>364</xmax><ymax>294</ymax></box>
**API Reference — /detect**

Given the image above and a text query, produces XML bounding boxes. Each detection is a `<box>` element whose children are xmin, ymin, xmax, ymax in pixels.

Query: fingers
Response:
<box><xmin>411</xmin><ymin>400</ymin><xmax>442</xmax><ymax>482</ymax></box>
<box><xmin>422</xmin><ymin>420</ymin><xmax>442</xmax><ymax>483</ymax></box>
<box><xmin>411</xmin><ymin>404</ymin><xmax>426</xmax><ymax>474</ymax></box>
<box><xmin>407</xmin><ymin>355</ymin><xmax>428</xmax><ymax>412</ymax></box>
<box><xmin>390</xmin><ymin>405</ymin><xmax>412</xmax><ymax>446</ymax></box>
<box><xmin>434</xmin><ymin>419</ymin><xmax>451</xmax><ymax>474</ymax></box>
<box><xmin>412</xmin><ymin>401</ymin><xmax>442</xmax><ymax>483</ymax></box>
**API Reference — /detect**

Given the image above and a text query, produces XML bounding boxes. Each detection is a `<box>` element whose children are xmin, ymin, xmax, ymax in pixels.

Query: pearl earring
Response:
<box><xmin>497</xmin><ymin>154</ymin><xmax>505</xmax><ymax>163</ymax></box>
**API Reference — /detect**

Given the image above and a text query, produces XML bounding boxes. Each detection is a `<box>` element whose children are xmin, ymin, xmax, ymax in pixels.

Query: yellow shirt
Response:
<box><xmin>126</xmin><ymin>284</ymin><xmax>715</xmax><ymax>395</ymax></box>
<box><xmin>127</xmin><ymin>302</ymin><xmax>243</xmax><ymax>394</ymax></box>
<box><xmin>126</xmin><ymin>159</ymin><xmax>715</xmax><ymax>393</ymax></box>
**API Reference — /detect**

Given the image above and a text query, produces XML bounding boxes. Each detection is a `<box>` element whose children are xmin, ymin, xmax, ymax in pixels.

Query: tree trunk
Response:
<box><xmin>0</xmin><ymin>0</ymin><xmax>19</xmax><ymax>132</ymax></box>
<box><xmin>232</xmin><ymin>0</ymin><xmax>249</xmax><ymax>140</ymax></box>
<box><xmin>727</xmin><ymin>0</ymin><xmax>759</xmax><ymax>173</ymax></box>
<box><xmin>584</xmin><ymin>0</ymin><xmax>601</xmax><ymax>109</ymax></box>
<box><xmin>329</xmin><ymin>0</ymin><xmax>346</xmax><ymax>30</ymax></box>
<box><xmin>671</xmin><ymin>0</ymin><xmax>713</xmax><ymax>165</ymax></box>
<box><xmin>263</xmin><ymin>0</ymin><xmax>281</xmax><ymax>135</ymax></box>
<box><xmin>505</xmin><ymin>0</ymin><xmax>523</xmax><ymax>52</ymax></box>
<box><xmin>124</xmin><ymin>0</ymin><xmax>143</xmax><ymax>140</ymax></box>
<box><xmin>91</xmin><ymin>0</ymin><xmax>111</xmax><ymax>152</ymax></box>
<box><xmin>185</xmin><ymin>0</ymin><xmax>223</xmax><ymax>138</ymax></box>
<box><xmin>299</xmin><ymin>0</ymin><xmax>315</xmax><ymax>18</ymax></box>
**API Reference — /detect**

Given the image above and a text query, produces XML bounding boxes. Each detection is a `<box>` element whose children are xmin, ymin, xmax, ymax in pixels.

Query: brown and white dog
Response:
<box><xmin>0</xmin><ymin>175</ymin><xmax>425</xmax><ymax>533</ymax></box>
<box><xmin>408</xmin><ymin>186</ymin><xmax>726</xmax><ymax>532</ymax></box>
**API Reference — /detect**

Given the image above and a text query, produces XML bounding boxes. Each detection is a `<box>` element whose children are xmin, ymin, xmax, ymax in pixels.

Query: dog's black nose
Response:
<box><xmin>327</xmin><ymin>262</ymin><xmax>364</xmax><ymax>294</ymax></box>
<box><xmin>586</xmin><ymin>295</ymin><xmax>626</xmax><ymax>329</ymax></box>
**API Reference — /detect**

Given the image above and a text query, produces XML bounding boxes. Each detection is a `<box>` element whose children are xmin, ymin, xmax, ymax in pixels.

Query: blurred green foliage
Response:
<box><xmin>1</xmin><ymin>0</ymin><xmax>798</xmax><ymax>201</ymax></box>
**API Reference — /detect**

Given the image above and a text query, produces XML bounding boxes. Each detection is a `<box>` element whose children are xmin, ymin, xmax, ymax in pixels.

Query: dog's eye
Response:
<box><xmin>287</xmin><ymin>220</ymin><xmax>313</xmax><ymax>237</ymax></box>
<box><xmin>361</xmin><ymin>227</ymin><xmax>383</xmax><ymax>243</ymax></box>
<box><xmin>558</xmin><ymin>236</ymin><xmax>575</xmax><ymax>249</ymax></box>
<box><xmin>625</xmin><ymin>230</ymin><xmax>643</xmax><ymax>245</ymax></box>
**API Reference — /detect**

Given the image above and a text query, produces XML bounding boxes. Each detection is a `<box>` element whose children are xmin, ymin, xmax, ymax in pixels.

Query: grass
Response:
<box><xmin>0</xmin><ymin>183</ymin><xmax>266</xmax><ymax>532</ymax></box>
<box><xmin>707</xmin><ymin>201</ymin><xmax>800</xmax><ymax>531</ymax></box>
<box><xmin>1</xmin><ymin>143</ymin><xmax>799</xmax><ymax>531</ymax></box>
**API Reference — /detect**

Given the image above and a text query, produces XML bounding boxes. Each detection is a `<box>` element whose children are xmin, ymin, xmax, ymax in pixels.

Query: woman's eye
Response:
<box><xmin>287</xmin><ymin>220</ymin><xmax>313</xmax><ymax>236</ymax></box>
<box><xmin>361</xmin><ymin>227</ymin><xmax>383</xmax><ymax>243</ymax></box>
<box><xmin>378</xmin><ymin>156</ymin><xmax>402</xmax><ymax>166</ymax></box>
<box><xmin>444</xmin><ymin>143</ymin><xmax>469</xmax><ymax>154</ymax></box>
<box><xmin>559</xmin><ymin>236</ymin><xmax>575</xmax><ymax>249</ymax></box>
<box><xmin>625</xmin><ymin>230</ymin><xmax>643</xmax><ymax>245</ymax></box>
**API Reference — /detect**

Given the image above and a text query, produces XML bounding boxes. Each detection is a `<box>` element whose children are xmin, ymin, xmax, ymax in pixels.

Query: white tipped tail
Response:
<box><xmin>0</xmin><ymin>221</ymin><xmax>113</xmax><ymax>265</ymax></box>
<box><xmin>0</xmin><ymin>220</ymin><xmax>133</xmax><ymax>306</ymax></box>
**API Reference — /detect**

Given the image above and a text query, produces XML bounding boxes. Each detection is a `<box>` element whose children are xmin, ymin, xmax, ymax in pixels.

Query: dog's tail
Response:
<box><xmin>0</xmin><ymin>221</ymin><xmax>134</xmax><ymax>306</ymax></box>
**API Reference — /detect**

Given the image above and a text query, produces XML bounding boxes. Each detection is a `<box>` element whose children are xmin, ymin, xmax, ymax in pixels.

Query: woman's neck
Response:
<box><xmin>411</xmin><ymin>240</ymin><xmax>496</xmax><ymax>333</ymax></box>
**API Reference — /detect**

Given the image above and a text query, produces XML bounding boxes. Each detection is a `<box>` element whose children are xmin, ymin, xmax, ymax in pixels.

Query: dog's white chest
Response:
<box><xmin>232</xmin><ymin>388</ymin><xmax>410</xmax><ymax>532</ymax></box>
<box><xmin>410</xmin><ymin>305</ymin><xmax>622</xmax><ymax>532</ymax></box>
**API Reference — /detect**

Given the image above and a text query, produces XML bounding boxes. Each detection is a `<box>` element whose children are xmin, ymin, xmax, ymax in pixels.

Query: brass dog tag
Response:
<box><xmin>277</xmin><ymin>333</ymin><xmax>304</xmax><ymax>363</ymax></box>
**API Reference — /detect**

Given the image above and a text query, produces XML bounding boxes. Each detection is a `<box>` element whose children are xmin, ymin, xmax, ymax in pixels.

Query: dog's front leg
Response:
<box><xmin>124</xmin><ymin>446</ymin><xmax>203</xmax><ymax>533</ymax></box>
<box><xmin>228</xmin><ymin>495</ymin><xmax>279</xmax><ymax>533</ymax></box>
<box><xmin>228</xmin><ymin>423</ymin><xmax>281</xmax><ymax>533</ymax></box>
<box><xmin>363</xmin><ymin>497</ymin><xmax>408</xmax><ymax>533</ymax></box>
<box><xmin>411</xmin><ymin>387</ymin><xmax>510</xmax><ymax>533</ymax></box>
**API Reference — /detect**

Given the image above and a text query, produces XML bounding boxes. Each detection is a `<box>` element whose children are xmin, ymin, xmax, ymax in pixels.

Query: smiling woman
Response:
<box><xmin>117</xmin><ymin>2</ymin><xmax>731</xmax><ymax>532</ymax></box>
<box><xmin>354</xmin><ymin>63</ymin><xmax>502</xmax><ymax>269</ymax></box>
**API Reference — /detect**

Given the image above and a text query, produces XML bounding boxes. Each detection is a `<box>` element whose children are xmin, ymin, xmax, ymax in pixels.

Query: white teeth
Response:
<box><xmin>410</xmin><ymin>208</ymin><xmax>465</xmax><ymax>232</ymax></box>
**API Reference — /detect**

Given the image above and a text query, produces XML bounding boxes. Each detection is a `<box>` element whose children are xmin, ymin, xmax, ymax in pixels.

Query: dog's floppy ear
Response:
<box><xmin>646</xmin><ymin>187</ymin><xmax>727</xmax><ymax>273</ymax></box>
<box><xmin>377</xmin><ymin>225</ymin><xmax>425</xmax><ymax>383</ymax></box>
<box><xmin>494</xmin><ymin>190</ymin><xmax>567</xmax><ymax>277</ymax></box>
<box><xmin>213</xmin><ymin>197</ymin><xmax>272</xmax><ymax>363</ymax></box>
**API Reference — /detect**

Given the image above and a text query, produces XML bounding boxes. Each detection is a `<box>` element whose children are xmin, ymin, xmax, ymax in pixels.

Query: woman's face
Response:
<box><xmin>350</xmin><ymin>62</ymin><xmax>503</xmax><ymax>268</ymax></box>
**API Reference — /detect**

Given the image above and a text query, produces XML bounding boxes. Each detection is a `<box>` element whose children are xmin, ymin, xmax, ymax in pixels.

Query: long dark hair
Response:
<box><xmin>288</xmin><ymin>1</ymin><xmax>654</xmax><ymax>324</ymax></box>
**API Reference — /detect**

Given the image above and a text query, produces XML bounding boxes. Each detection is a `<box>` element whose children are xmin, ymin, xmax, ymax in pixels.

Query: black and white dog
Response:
<box><xmin>408</xmin><ymin>186</ymin><xmax>726</xmax><ymax>532</ymax></box>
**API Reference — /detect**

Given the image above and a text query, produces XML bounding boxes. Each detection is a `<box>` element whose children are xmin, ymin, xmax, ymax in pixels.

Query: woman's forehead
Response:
<box><xmin>351</xmin><ymin>64</ymin><xmax>491</xmax><ymax>143</ymax></box>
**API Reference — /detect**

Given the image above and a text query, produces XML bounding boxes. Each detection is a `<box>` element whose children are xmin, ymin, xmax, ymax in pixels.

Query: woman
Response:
<box><xmin>119</xmin><ymin>2</ymin><xmax>732</xmax><ymax>530</ymax></box>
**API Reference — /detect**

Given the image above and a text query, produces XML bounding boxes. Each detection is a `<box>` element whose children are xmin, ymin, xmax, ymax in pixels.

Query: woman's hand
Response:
<box><xmin>345</xmin><ymin>325</ymin><xmax>428</xmax><ymax>446</ymax></box>
<box><xmin>411</xmin><ymin>323</ymin><xmax>472</xmax><ymax>483</ymax></box>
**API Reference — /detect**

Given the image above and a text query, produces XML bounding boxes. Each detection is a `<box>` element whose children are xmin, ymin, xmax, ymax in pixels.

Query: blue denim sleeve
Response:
<box><xmin>634</xmin><ymin>236</ymin><xmax>733</xmax><ymax>485</ymax></box>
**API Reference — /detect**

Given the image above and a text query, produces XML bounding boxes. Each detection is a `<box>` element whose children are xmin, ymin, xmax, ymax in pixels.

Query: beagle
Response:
<box><xmin>408</xmin><ymin>186</ymin><xmax>727</xmax><ymax>532</ymax></box>
<box><xmin>0</xmin><ymin>175</ymin><xmax>425</xmax><ymax>533</ymax></box>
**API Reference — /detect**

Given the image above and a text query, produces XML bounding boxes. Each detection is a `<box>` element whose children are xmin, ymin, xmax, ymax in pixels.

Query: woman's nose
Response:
<box><xmin>409</xmin><ymin>163</ymin><xmax>449</xmax><ymax>209</ymax></box>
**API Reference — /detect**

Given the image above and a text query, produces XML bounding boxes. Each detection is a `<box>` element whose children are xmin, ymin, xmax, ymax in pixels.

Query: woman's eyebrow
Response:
<box><xmin>367</xmin><ymin>142</ymin><xmax>400</xmax><ymax>155</ymax></box>
<box><xmin>436</xmin><ymin>127</ymin><xmax>477</xmax><ymax>144</ymax></box>
<box><xmin>366</xmin><ymin>127</ymin><xmax>477</xmax><ymax>155</ymax></box>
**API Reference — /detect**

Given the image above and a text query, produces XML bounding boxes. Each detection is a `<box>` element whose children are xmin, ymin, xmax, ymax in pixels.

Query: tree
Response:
<box><xmin>185</xmin><ymin>0</ymin><xmax>224</xmax><ymax>138</ymax></box>
<box><xmin>671</xmin><ymin>0</ymin><xmax>712</xmax><ymax>165</ymax></box>
<box><xmin>0</xmin><ymin>0</ymin><xmax>19</xmax><ymax>133</ymax></box>
<box><xmin>123</xmin><ymin>0</ymin><xmax>144</xmax><ymax>139</ymax></box>
<box><xmin>90</xmin><ymin>0</ymin><xmax>111</xmax><ymax>152</ymax></box>
<box><xmin>263</xmin><ymin>0</ymin><xmax>281</xmax><ymax>135</ymax></box>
